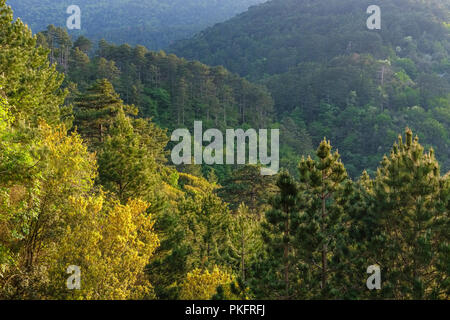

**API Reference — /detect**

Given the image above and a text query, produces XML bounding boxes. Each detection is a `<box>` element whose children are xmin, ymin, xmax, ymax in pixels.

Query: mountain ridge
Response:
<box><xmin>6</xmin><ymin>0</ymin><xmax>267</xmax><ymax>50</ymax></box>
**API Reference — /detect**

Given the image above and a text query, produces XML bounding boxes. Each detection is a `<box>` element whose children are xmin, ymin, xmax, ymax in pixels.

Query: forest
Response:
<box><xmin>0</xmin><ymin>0</ymin><xmax>449</xmax><ymax>300</ymax></box>
<box><xmin>7</xmin><ymin>0</ymin><xmax>265</xmax><ymax>50</ymax></box>
<box><xmin>173</xmin><ymin>0</ymin><xmax>450</xmax><ymax>177</ymax></box>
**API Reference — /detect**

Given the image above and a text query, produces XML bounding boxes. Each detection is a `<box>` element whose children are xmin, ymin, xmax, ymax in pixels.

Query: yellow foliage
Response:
<box><xmin>39</xmin><ymin>122</ymin><xmax>97</xmax><ymax>193</ymax></box>
<box><xmin>178</xmin><ymin>173</ymin><xmax>217</xmax><ymax>195</ymax></box>
<box><xmin>0</xmin><ymin>122</ymin><xmax>98</xmax><ymax>297</ymax></box>
<box><xmin>45</xmin><ymin>196</ymin><xmax>159</xmax><ymax>300</ymax></box>
<box><xmin>179</xmin><ymin>266</ymin><xmax>234</xmax><ymax>300</ymax></box>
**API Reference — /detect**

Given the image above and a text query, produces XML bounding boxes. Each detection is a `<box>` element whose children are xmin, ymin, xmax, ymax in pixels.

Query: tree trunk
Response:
<box><xmin>321</xmin><ymin>175</ymin><xmax>327</xmax><ymax>290</ymax></box>
<box><xmin>284</xmin><ymin>219</ymin><xmax>289</xmax><ymax>297</ymax></box>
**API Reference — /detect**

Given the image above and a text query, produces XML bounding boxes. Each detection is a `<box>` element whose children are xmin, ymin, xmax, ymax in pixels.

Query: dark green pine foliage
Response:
<box><xmin>228</xmin><ymin>203</ymin><xmax>263</xmax><ymax>283</ymax></box>
<box><xmin>147</xmin><ymin>207</ymin><xmax>192</xmax><ymax>300</ymax></box>
<box><xmin>73</xmin><ymin>79</ymin><xmax>136</xmax><ymax>148</ymax></box>
<box><xmin>148</xmin><ymin>192</ymin><xmax>233</xmax><ymax>299</ymax></box>
<box><xmin>335</xmin><ymin>171</ymin><xmax>379</xmax><ymax>299</ymax></box>
<box><xmin>364</xmin><ymin>129</ymin><xmax>449</xmax><ymax>299</ymax></box>
<box><xmin>296</xmin><ymin>139</ymin><xmax>349</xmax><ymax>298</ymax></box>
<box><xmin>73</xmin><ymin>36</ymin><xmax>93</xmax><ymax>54</ymax></box>
<box><xmin>254</xmin><ymin>171</ymin><xmax>300</xmax><ymax>299</ymax></box>
<box><xmin>217</xmin><ymin>164</ymin><xmax>276</xmax><ymax>214</ymax></box>
<box><xmin>96</xmin><ymin>110</ymin><xmax>165</xmax><ymax>204</ymax></box>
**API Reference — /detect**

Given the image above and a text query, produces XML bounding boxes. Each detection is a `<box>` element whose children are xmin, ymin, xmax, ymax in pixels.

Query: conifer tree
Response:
<box><xmin>73</xmin><ymin>36</ymin><xmax>93</xmax><ymax>54</ymax></box>
<box><xmin>96</xmin><ymin>110</ymin><xmax>165</xmax><ymax>203</ymax></box>
<box><xmin>296</xmin><ymin>139</ymin><xmax>348</xmax><ymax>298</ymax></box>
<box><xmin>179</xmin><ymin>193</ymin><xmax>233</xmax><ymax>270</ymax></box>
<box><xmin>218</xmin><ymin>164</ymin><xmax>276</xmax><ymax>214</ymax></box>
<box><xmin>147</xmin><ymin>177</ymin><xmax>233</xmax><ymax>299</ymax></box>
<box><xmin>256</xmin><ymin>171</ymin><xmax>300</xmax><ymax>299</ymax></box>
<box><xmin>366</xmin><ymin>128</ymin><xmax>449</xmax><ymax>299</ymax></box>
<box><xmin>73</xmin><ymin>79</ymin><xmax>136</xmax><ymax>147</ymax></box>
<box><xmin>0</xmin><ymin>0</ymin><xmax>65</xmax><ymax>125</ymax></box>
<box><xmin>229</xmin><ymin>203</ymin><xmax>263</xmax><ymax>282</ymax></box>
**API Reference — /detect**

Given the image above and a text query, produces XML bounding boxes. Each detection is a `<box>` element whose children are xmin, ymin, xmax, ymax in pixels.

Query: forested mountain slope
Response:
<box><xmin>173</xmin><ymin>0</ymin><xmax>450</xmax><ymax>176</ymax></box>
<box><xmin>32</xmin><ymin>25</ymin><xmax>280</xmax><ymax>182</ymax></box>
<box><xmin>0</xmin><ymin>0</ymin><xmax>448</xmax><ymax>300</ymax></box>
<box><xmin>172</xmin><ymin>0</ymin><xmax>450</xmax><ymax>79</ymax></box>
<box><xmin>6</xmin><ymin>0</ymin><xmax>266</xmax><ymax>50</ymax></box>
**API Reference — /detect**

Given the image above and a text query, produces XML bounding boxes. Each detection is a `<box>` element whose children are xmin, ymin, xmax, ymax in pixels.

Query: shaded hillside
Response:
<box><xmin>7</xmin><ymin>0</ymin><xmax>266</xmax><ymax>50</ymax></box>
<box><xmin>172</xmin><ymin>0</ymin><xmax>450</xmax><ymax>79</ymax></box>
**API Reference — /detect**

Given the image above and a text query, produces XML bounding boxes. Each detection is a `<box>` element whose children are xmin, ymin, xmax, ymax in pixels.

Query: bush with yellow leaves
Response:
<box><xmin>179</xmin><ymin>266</ymin><xmax>249</xmax><ymax>300</ymax></box>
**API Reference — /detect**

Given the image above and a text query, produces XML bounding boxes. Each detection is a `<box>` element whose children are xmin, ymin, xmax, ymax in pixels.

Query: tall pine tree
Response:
<box><xmin>296</xmin><ymin>139</ymin><xmax>348</xmax><ymax>298</ymax></box>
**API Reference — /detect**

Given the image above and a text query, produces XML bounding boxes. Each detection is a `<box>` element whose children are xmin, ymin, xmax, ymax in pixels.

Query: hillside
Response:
<box><xmin>31</xmin><ymin>25</ymin><xmax>279</xmax><ymax>182</ymax></box>
<box><xmin>172</xmin><ymin>0</ymin><xmax>450</xmax><ymax>176</ymax></box>
<box><xmin>6</xmin><ymin>0</ymin><xmax>266</xmax><ymax>50</ymax></box>
<box><xmin>172</xmin><ymin>0</ymin><xmax>450</xmax><ymax>79</ymax></box>
<box><xmin>0</xmin><ymin>0</ymin><xmax>449</xmax><ymax>301</ymax></box>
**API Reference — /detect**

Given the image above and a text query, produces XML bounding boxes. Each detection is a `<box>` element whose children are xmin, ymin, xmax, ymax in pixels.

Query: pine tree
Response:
<box><xmin>255</xmin><ymin>171</ymin><xmax>300</xmax><ymax>299</ymax></box>
<box><xmin>0</xmin><ymin>0</ymin><xmax>65</xmax><ymax>125</ymax></box>
<box><xmin>365</xmin><ymin>128</ymin><xmax>449</xmax><ymax>299</ymax></box>
<box><xmin>296</xmin><ymin>139</ymin><xmax>348</xmax><ymax>298</ymax></box>
<box><xmin>229</xmin><ymin>204</ymin><xmax>263</xmax><ymax>282</ymax></box>
<box><xmin>180</xmin><ymin>193</ymin><xmax>233</xmax><ymax>270</ymax></box>
<box><xmin>73</xmin><ymin>79</ymin><xmax>136</xmax><ymax>147</ymax></box>
<box><xmin>97</xmin><ymin>110</ymin><xmax>164</xmax><ymax>203</ymax></box>
<box><xmin>217</xmin><ymin>164</ymin><xmax>277</xmax><ymax>214</ymax></box>
<box><xmin>73</xmin><ymin>36</ymin><xmax>93</xmax><ymax>54</ymax></box>
<box><xmin>147</xmin><ymin>178</ymin><xmax>233</xmax><ymax>299</ymax></box>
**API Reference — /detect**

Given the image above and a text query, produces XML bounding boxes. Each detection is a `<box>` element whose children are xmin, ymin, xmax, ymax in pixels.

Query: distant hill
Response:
<box><xmin>172</xmin><ymin>0</ymin><xmax>450</xmax><ymax>176</ymax></box>
<box><xmin>6</xmin><ymin>0</ymin><xmax>266</xmax><ymax>50</ymax></box>
<box><xmin>172</xmin><ymin>0</ymin><xmax>450</xmax><ymax>80</ymax></box>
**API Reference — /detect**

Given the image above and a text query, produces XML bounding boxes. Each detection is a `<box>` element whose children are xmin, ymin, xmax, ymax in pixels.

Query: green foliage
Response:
<box><xmin>72</xmin><ymin>41</ymin><xmax>274</xmax><ymax>132</ymax></box>
<box><xmin>228</xmin><ymin>204</ymin><xmax>263</xmax><ymax>282</ymax></box>
<box><xmin>97</xmin><ymin>109</ymin><xmax>167</xmax><ymax>203</ymax></box>
<box><xmin>0</xmin><ymin>0</ymin><xmax>449</xmax><ymax>301</ymax></box>
<box><xmin>253</xmin><ymin>171</ymin><xmax>301</xmax><ymax>299</ymax></box>
<box><xmin>295</xmin><ymin>139</ymin><xmax>349</xmax><ymax>298</ymax></box>
<box><xmin>0</xmin><ymin>0</ymin><xmax>66</xmax><ymax>125</ymax></box>
<box><xmin>173</xmin><ymin>0</ymin><xmax>450</xmax><ymax>176</ymax></box>
<box><xmin>173</xmin><ymin>0</ymin><xmax>450</xmax><ymax>80</ymax></box>
<box><xmin>217</xmin><ymin>165</ymin><xmax>276</xmax><ymax>214</ymax></box>
<box><xmin>362</xmin><ymin>129</ymin><xmax>448</xmax><ymax>299</ymax></box>
<box><xmin>73</xmin><ymin>79</ymin><xmax>137</xmax><ymax>148</ymax></box>
<box><xmin>147</xmin><ymin>176</ymin><xmax>234</xmax><ymax>299</ymax></box>
<box><xmin>8</xmin><ymin>0</ymin><xmax>265</xmax><ymax>50</ymax></box>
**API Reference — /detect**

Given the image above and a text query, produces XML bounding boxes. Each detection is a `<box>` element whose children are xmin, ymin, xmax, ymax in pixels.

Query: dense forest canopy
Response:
<box><xmin>172</xmin><ymin>0</ymin><xmax>450</xmax><ymax>176</ymax></box>
<box><xmin>7</xmin><ymin>0</ymin><xmax>266</xmax><ymax>50</ymax></box>
<box><xmin>172</xmin><ymin>0</ymin><xmax>450</xmax><ymax>79</ymax></box>
<box><xmin>0</xmin><ymin>0</ymin><xmax>449</xmax><ymax>301</ymax></box>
